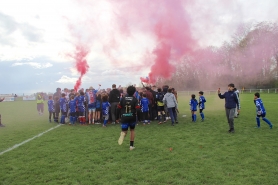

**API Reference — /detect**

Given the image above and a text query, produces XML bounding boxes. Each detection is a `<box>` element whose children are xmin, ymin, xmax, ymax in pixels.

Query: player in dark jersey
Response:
<box><xmin>117</xmin><ymin>86</ymin><xmax>140</xmax><ymax>150</ymax></box>
<box><xmin>0</xmin><ymin>97</ymin><xmax>5</xmax><ymax>127</ymax></box>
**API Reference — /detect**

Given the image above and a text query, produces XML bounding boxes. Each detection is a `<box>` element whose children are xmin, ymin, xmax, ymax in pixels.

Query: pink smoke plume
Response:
<box><xmin>72</xmin><ymin>45</ymin><xmax>90</xmax><ymax>91</ymax></box>
<box><xmin>108</xmin><ymin>0</ymin><xmax>196</xmax><ymax>84</ymax></box>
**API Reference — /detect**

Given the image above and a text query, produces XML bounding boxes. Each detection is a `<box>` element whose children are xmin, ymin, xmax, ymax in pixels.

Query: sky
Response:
<box><xmin>0</xmin><ymin>0</ymin><xmax>278</xmax><ymax>95</ymax></box>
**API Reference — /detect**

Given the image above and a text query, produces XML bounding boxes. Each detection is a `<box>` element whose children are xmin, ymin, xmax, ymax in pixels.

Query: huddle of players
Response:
<box><xmin>47</xmin><ymin>86</ymin><xmax>112</xmax><ymax>127</ymax></box>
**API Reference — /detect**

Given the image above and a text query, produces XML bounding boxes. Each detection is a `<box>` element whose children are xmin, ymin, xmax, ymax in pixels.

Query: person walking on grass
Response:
<box><xmin>0</xmin><ymin>97</ymin><xmax>5</xmax><ymax>127</ymax></box>
<box><xmin>118</xmin><ymin>86</ymin><xmax>140</xmax><ymax>150</ymax></box>
<box><xmin>218</xmin><ymin>83</ymin><xmax>240</xmax><ymax>133</ymax></box>
<box><xmin>254</xmin><ymin>92</ymin><xmax>273</xmax><ymax>129</ymax></box>
<box><xmin>163</xmin><ymin>88</ymin><xmax>178</xmax><ymax>126</ymax></box>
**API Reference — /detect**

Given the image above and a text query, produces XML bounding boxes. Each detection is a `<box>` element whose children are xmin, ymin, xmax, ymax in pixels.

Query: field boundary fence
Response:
<box><xmin>178</xmin><ymin>88</ymin><xmax>278</xmax><ymax>95</ymax></box>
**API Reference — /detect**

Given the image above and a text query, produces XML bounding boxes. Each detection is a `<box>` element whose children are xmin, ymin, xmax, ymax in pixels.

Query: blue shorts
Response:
<box><xmin>121</xmin><ymin>122</ymin><xmax>136</xmax><ymax>131</ymax></box>
<box><xmin>88</xmin><ymin>103</ymin><xmax>96</xmax><ymax>112</ymax></box>
<box><xmin>257</xmin><ymin>113</ymin><xmax>266</xmax><ymax>118</ymax></box>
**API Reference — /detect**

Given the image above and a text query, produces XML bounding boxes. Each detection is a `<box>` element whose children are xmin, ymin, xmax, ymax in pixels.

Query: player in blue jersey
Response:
<box><xmin>47</xmin><ymin>96</ymin><xmax>55</xmax><ymax>123</ymax></box>
<box><xmin>87</xmin><ymin>85</ymin><xmax>101</xmax><ymax>124</ymax></box>
<box><xmin>59</xmin><ymin>93</ymin><xmax>67</xmax><ymax>124</ymax></box>
<box><xmin>95</xmin><ymin>94</ymin><xmax>102</xmax><ymax>124</ymax></box>
<box><xmin>198</xmin><ymin>91</ymin><xmax>206</xmax><ymax>121</ymax></box>
<box><xmin>101</xmin><ymin>95</ymin><xmax>110</xmax><ymax>127</ymax></box>
<box><xmin>218</xmin><ymin>83</ymin><xmax>240</xmax><ymax>133</ymax></box>
<box><xmin>68</xmin><ymin>95</ymin><xmax>77</xmax><ymax>125</ymax></box>
<box><xmin>254</xmin><ymin>92</ymin><xmax>273</xmax><ymax>129</ymax></box>
<box><xmin>156</xmin><ymin>88</ymin><xmax>166</xmax><ymax>124</ymax></box>
<box><xmin>76</xmin><ymin>91</ymin><xmax>86</xmax><ymax>125</ymax></box>
<box><xmin>118</xmin><ymin>86</ymin><xmax>141</xmax><ymax>150</ymax></box>
<box><xmin>189</xmin><ymin>94</ymin><xmax>198</xmax><ymax>122</ymax></box>
<box><xmin>140</xmin><ymin>93</ymin><xmax>150</xmax><ymax>125</ymax></box>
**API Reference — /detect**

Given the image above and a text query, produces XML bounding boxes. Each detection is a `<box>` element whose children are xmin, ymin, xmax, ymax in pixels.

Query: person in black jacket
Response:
<box><xmin>109</xmin><ymin>84</ymin><xmax>121</xmax><ymax>124</ymax></box>
<box><xmin>218</xmin><ymin>83</ymin><xmax>240</xmax><ymax>133</ymax></box>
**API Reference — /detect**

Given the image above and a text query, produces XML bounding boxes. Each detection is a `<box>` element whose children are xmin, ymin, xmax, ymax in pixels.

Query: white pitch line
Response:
<box><xmin>0</xmin><ymin>124</ymin><xmax>61</xmax><ymax>156</ymax></box>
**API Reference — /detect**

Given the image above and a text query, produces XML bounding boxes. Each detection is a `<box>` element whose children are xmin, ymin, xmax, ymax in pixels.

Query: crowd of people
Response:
<box><xmin>45</xmin><ymin>84</ymin><xmax>181</xmax><ymax>127</ymax></box>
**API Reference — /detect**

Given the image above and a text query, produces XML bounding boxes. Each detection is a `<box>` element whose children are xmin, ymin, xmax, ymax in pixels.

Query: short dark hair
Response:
<box><xmin>168</xmin><ymin>88</ymin><xmax>172</xmax><ymax>93</ymax></box>
<box><xmin>143</xmin><ymin>93</ymin><xmax>147</xmax><ymax>97</ymax></box>
<box><xmin>102</xmin><ymin>94</ymin><xmax>108</xmax><ymax>102</ymax></box>
<box><xmin>199</xmin><ymin>91</ymin><xmax>204</xmax><ymax>95</ymax></box>
<box><xmin>157</xmin><ymin>88</ymin><xmax>162</xmax><ymax>92</ymax></box>
<box><xmin>61</xmin><ymin>93</ymin><xmax>66</xmax><ymax>97</ymax></box>
<box><xmin>80</xmin><ymin>91</ymin><xmax>85</xmax><ymax>96</ymax></box>
<box><xmin>49</xmin><ymin>96</ymin><xmax>52</xmax><ymax>99</ymax></box>
<box><xmin>112</xmin><ymin>84</ymin><xmax>116</xmax><ymax>88</ymax></box>
<box><xmin>254</xmin><ymin>92</ymin><xmax>260</xmax><ymax>98</ymax></box>
<box><xmin>127</xmin><ymin>85</ymin><xmax>136</xmax><ymax>96</ymax></box>
<box><xmin>70</xmin><ymin>95</ymin><xmax>74</xmax><ymax>100</ymax></box>
<box><xmin>228</xmin><ymin>83</ymin><xmax>235</xmax><ymax>88</ymax></box>
<box><xmin>191</xmin><ymin>94</ymin><xmax>196</xmax><ymax>99</ymax></box>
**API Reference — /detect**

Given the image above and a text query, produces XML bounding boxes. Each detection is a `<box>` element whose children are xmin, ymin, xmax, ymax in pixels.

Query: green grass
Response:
<box><xmin>0</xmin><ymin>93</ymin><xmax>277</xmax><ymax>185</ymax></box>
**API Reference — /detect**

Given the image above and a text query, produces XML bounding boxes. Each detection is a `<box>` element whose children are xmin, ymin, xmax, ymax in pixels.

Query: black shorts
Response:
<box><xmin>199</xmin><ymin>109</ymin><xmax>203</xmax><ymax>113</ymax></box>
<box><xmin>142</xmin><ymin>112</ymin><xmax>149</xmax><ymax>120</ymax></box>
<box><xmin>157</xmin><ymin>106</ymin><xmax>164</xmax><ymax>111</ymax></box>
<box><xmin>70</xmin><ymin>112</ymin><xmax>76</xmax><ymax>117</ymax></box>
<box><xmin>78</xmin><ymin>111</ymin><xmax>85</xmax><ymax>117</ymax></box>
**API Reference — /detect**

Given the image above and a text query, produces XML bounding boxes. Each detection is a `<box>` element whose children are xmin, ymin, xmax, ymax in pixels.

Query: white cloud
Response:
<box><xmin>56</xmin><ymin>75</ymin><xmax>77</xmax><ymax>83</ymax></box>
<box><xmin>11</xmin><ymin>62</ymin><xmax>53</xmax><ymax>69</ymax></box>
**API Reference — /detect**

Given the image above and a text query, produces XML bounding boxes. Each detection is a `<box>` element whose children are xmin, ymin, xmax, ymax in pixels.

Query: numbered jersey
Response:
<box><xmin>119</xmin><ymin>96</ymin><xmax>139</xmax><ymax>123</ymax></box>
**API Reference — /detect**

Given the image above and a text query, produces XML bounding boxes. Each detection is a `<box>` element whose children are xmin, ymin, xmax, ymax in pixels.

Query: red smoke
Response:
<box><xmin>72</xmin><ymin>45</ymin><xmax>90</xmax><ymax>91</ymax></box>
<box><xmin>108</xmin><ymin>0</ymin><xmax>196</xmax><ymax>84</ymax></box>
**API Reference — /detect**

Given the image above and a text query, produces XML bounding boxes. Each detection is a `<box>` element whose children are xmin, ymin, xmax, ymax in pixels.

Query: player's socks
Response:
<box><xmin>103</xmin><ymin>120</ymin><xmax>108</xmax><ymax>126</ymax></box>
<box><xmin>194</xmin><ymin>114</ymin><xmax>197</xmax><ymax>122</ymax></box>
<box><xmin>158</xmin><ymin>115</ymin><xmax>161</xmax><ymax>122</ymax></box>
<box><xmin>200</xmin><ymin>112</ymin><xmax>204</xmax><ymax>120</ymax></box>
<box><xmin>130</xmin><ymin>141</ymin><xmax>134</xmax><ymax>147</ymax></box>
<box><xmin>192</xmin><ymin>115</ymin><xmax>194</xmax><ymax>121</ymax></box>
<box><xmin>256</xmin><ymin>117</ymin><xmax>260</xmax><ymax>127</ymax></box>
<box><xmin>262</xmin><ymin>117</ymin><xmax>272</xmax><ymax>128</ymax></box>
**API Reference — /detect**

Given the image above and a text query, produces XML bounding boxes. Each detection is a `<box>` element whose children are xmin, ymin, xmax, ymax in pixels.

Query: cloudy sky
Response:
<box><xmin>0</xmin><ymin>0</ymin><xmax>278</xmax><ymax>94</ymax></box>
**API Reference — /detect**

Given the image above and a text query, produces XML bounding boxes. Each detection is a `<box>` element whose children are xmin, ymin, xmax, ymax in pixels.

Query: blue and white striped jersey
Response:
<box><xmin>140</xmin><ymin>98</ymin><xmax>149</xmax><ymax>112</ymax></box>
<box><xmin>48</xmin><ymin>99</ymin><xmax>55</xmax><ymax>112</ymax></box>
<box><xmin>102</xmin><ymin>101</ymin><xmax>110</xmax><ymax>115</ymax></box>
<box><xmin>254</xmin><ymin>98</ymin><xmax>266</xmax><ymax>115</ymax></box>
<box><xmin>69</xmin><ymin>98</ymin><xmax>77</xmax><ymax>113</ymax></box>
<box><xmin>59</xmin><ymin>97</ymin><xmax>67</xmax><ymax>112</ymax></box>
<box><xmin>199</xmin><ymin>95</ymin><xmax>206</xmax><ymax>109</ymax></box>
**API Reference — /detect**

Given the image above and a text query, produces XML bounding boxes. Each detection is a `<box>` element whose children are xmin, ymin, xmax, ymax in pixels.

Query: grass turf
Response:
<box><xmin>0</xmin><ymin>93</ymin><xmax>277</xmax><ymax>185</ymax></box>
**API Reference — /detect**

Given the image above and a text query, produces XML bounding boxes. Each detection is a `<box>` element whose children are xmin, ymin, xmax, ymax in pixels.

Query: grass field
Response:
<box><xmin>0</xmin><ymin>93</ymin><xmax>277</xmax><ymax>185</ymax></box>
